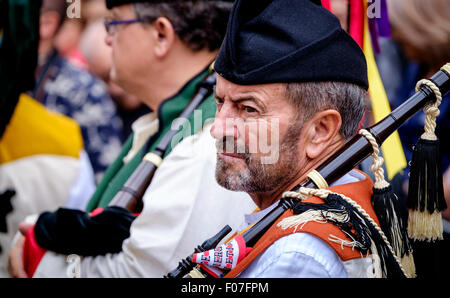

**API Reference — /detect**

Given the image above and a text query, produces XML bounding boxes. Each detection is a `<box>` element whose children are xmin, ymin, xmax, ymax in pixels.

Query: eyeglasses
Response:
<box><xmin>104</xmin><ymin>18</ymin><xmax>148</xmax><ymax>35</ymax></box>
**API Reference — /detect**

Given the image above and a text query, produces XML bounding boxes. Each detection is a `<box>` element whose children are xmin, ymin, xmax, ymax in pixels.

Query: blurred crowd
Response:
<box><xmin>38</xmin><ymin>0</ymin><xmax>151</xmax><ymax>182</ymax></box>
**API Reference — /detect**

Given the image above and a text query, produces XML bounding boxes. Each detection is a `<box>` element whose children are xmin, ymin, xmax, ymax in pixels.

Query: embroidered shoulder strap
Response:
<box><xmin>224</xmin><ymin>171</ymin><xmax>375</xmax><ymax>278</ymax></box>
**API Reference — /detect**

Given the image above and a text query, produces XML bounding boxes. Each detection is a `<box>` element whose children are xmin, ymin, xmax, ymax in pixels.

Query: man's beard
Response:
<box><xmin>215</xmin><ymin>122</ymin><xmax>303</xmax><ymax>193</ymax></box>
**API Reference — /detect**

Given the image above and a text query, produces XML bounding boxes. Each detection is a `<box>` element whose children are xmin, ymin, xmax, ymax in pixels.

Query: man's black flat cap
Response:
<box><xmin>214</xmin><ymin>0</ymin><xmax>369</xmax><ymax>90</ymax></box>
<box><xmin>106</xmin><ymin>0</ymin><xmax>234</xmax><ymax>9</ymax></box>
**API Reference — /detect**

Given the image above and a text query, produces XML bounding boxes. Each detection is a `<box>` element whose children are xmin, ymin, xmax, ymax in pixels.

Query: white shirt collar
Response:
<box><xmin>123</xmin><ymin>112</ymin><xmax>159</xmax><ymax>163</ymax></box>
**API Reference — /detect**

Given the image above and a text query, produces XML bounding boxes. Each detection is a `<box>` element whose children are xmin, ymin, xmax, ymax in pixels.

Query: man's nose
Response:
<box><xmin>210</xmin><ymin>105</ymin><xmax>240</xmax><ymax>140</ymax></box>
<box><xmin>105</xmin><ymin>33</ymin><xmax>113</xmax><ymax>47</ymax></box>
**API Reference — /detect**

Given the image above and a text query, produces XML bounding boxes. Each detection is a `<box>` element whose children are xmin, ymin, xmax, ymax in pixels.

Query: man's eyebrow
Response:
<box><xmin>234</xmin><ymin>96</ymin><xmax>265</xmax><ymax>112</ymax></box>
<box><xmin>213</xmin><ymin>86</ymin><xmax>265</xmax><ymax>110</ymax></box>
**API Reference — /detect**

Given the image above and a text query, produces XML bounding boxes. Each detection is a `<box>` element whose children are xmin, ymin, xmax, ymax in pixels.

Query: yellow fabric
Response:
<box><xmin>0</xmin><ymin>93</ymin><xmax>83</xmax><ymax>164</ymax></box>
<box><xmin>363</xmin><ymin>9</ymin><xmax>407</xmax><ymax>179</ymax></box>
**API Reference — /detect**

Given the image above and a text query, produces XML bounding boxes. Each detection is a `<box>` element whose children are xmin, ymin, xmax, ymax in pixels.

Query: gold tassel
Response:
<box><xmin>407</xmin><ymin>77</ymin><xmax>446</xmax><ymax>242</ymax></box>
<box><xmin>407</xmin><ymin>210</ymin><xmax>443</xmax><ymax>242</ymax></box>
<box><xmin>359</xmin><ymin>129</ymin><xmax>416</xmax><ymax>278</ymax></box>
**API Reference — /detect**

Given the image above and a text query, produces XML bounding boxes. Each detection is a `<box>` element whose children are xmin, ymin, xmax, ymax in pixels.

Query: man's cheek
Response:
<box><xmin>245</xmin><ymin>118</ymin><xmax>280</xmax><ymax>162</ymax></box>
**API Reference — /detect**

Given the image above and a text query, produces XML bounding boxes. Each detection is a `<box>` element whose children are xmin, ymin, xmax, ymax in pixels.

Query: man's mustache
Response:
<box><xmin>215</xmin><ymin>136</ymin><xmax>249</xmax><ymax>157</ymax></box>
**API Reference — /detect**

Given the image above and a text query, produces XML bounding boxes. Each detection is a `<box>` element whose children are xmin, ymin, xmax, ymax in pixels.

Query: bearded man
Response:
<box><xmin>209</xmin><ymin>0</ymin><xmax>378</xmax><ymax>277</ymax></box>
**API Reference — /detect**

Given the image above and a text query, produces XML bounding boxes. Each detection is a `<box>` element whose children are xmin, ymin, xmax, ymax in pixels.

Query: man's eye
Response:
<box><xmin>215</xmin><ymin>98</ymin><xmax>224</xmax><ymax>106</ymax></box>
<box><xmin>243</xmin><ymin>106</ymin><xmax>257</xmax><ymax>113</ymax></box>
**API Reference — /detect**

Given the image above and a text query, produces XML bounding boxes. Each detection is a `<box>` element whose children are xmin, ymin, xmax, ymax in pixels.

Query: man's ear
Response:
<box><xmin>151</xmin><ymin>17</ymin><xmax>175</xmax><ymax>58</ymax></box>
<box><xmin>304</xmin><ymin>109</ymin><xmax>342</xmax><ymax>159</ymax></box>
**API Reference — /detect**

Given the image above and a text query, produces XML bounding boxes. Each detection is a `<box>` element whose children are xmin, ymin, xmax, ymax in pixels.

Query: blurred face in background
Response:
<box><xmin>80</xmin><ymin>18</ymin><xmax>141</xmax><ymax>111</ymax></box>
<box><xmin>330</xmin><ymin>0</ymin><xmax>348</xmax><ymax>31</ymax></box>
<box><xmin>104</xmin><ymin>4</ymin><xmax>156</xmax><ymax>97</ymax></box>
<box><xmin>83</xmin><ymin>0</ymin><xmax>109</xmax><ymax>23</ymax></box>
<box><xmin>387</xmin><ymin>0</ymin><xmax>450</xmax><ymax>72</ymax></box>
<box><xmin>38</xmin><ymin>0</ymin><xmax>65</xmax><ymax>57</ymax></box>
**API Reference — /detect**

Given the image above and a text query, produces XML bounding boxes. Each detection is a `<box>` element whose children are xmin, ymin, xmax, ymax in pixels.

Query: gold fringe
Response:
<box><xmin>370</xmin><ymin>242</ymin><xmax>383</xmax><ymax>278</ymax></box>
<box><xmin>277</xmin><ymin>208</ymin><xmax>350</xmax><ymax>232</ymax></box>
<box><xmin>283</xmin><ymin>189</ymin><xmax>410</xmax><ymax>277</ymax></box>
<box><xmin>407</xmin><ymin>210</ymin><xmax>444</xmax><ymax>242</ymax></box>
<box><xmin>400</xmin><ymin>253</ymin><xmax>416</xmax><ymax>278</ymax></box>
<box><xmin>277</xmin><ymin>209</ymin><xmax>328</xmax><ymax>232</ymax></box>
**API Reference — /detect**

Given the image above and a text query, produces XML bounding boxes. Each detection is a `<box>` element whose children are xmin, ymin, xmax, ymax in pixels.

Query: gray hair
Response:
<box><xmin>133</xmin><ymin>1</ymin><xmax>232</xmax><ymax>51</ymax></box>
<box><xmin>285</xmin><ymin>81</ymin><xmax>367</xmax><ymax>139</ymax></box>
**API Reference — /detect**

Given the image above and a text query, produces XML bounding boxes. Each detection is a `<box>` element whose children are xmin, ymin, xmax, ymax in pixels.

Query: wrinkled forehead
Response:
<box><xmin>215</xmin><ymin>74</ymin><xmax>287</xmax><ymax>103</ymax></box>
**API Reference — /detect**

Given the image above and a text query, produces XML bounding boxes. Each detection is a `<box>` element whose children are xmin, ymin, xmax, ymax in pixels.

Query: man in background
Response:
<box><xmin>35</xmin><ymin>0</ymin><xmax>124</xmax><ymax>181</ymax></box>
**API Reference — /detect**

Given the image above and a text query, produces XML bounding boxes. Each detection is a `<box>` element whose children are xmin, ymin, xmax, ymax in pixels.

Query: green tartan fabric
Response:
<box><xmin>85</xmin><ymin>69</ymin><xmax>217</xmax><ymax>212</ymax></box>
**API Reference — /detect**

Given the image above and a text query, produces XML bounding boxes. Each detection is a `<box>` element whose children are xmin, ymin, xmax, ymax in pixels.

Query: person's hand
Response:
<box><xmin>18</xmin><ymin>222</ymin><xmax>33</xmax><ymax>236</ymax></box>
<box><xmin>8</xmin><ymin>222</ymin><xmax>34</xmax><ymax>278</ymax></box>
<box><xmin>8</xmin><ymin>235</ymin><xmax>27</xmax><ymax>278</ymax></box>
